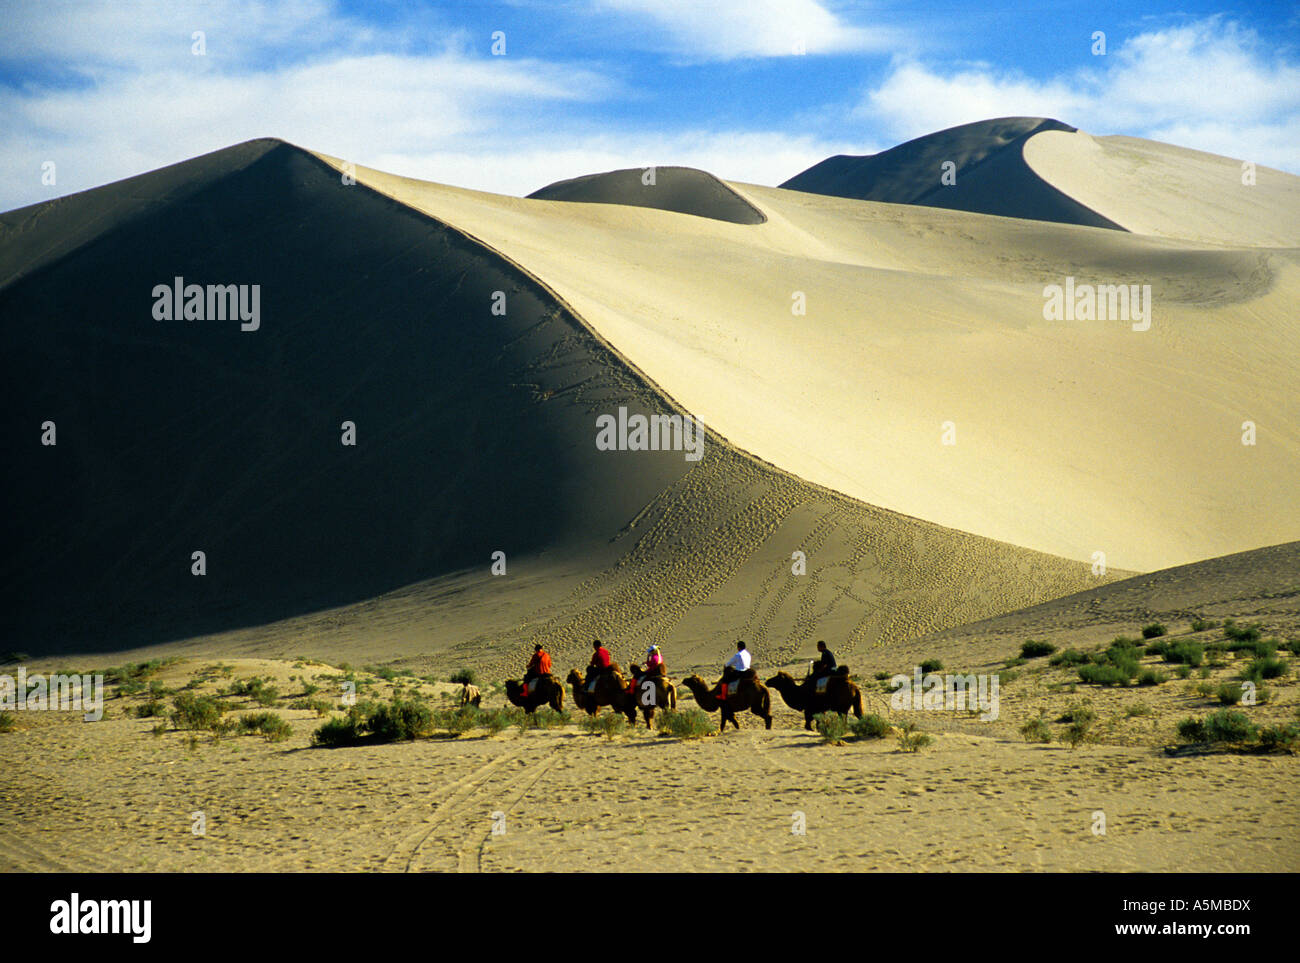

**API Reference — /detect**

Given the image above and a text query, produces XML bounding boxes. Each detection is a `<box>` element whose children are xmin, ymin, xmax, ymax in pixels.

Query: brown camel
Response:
<box><xmin>566</xmin><ymin>668</ymin><xmax>636</xmax><ymax>723</ymax></box>
<box><xmin>766</xmin><ymin>670</ymin><xmax>864</xmax><ymax>731</ymax></box>
<box><xmin>626</xmin><ymin>663</ymin><xmax>678</xmax><ymax>728</ymax></box>
<box><xmin>504</xmin><ymin>674</ymin><xmax>564</xmax><ymax>713</ymax></box>
<box><xmin>681</xmin><ymin>673</ymin><xmax>772</xmax><ymax>730</ymax></box>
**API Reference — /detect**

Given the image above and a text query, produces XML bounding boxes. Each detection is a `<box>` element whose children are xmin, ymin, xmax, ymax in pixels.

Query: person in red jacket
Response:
<box><xmin>525</xmin><ymin>644</ymin><xmax>552</xmax><ymax>682</ymax></box>
<box><xmin>586</xmin><ymin>639</ymin><xmax>612</xmax><ymax>690</ymax></box>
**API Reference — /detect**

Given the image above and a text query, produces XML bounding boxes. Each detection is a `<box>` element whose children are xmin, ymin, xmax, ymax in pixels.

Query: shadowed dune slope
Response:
<box><xmin>528</xmin><ymin>166</ymin><xmax>766</xmax><ymax>224</ymax></box>
<box><xmin>2</xmin><ymin>139</ymin><xmax>1104</xmax><ymax>658</ymax></box>
<box><xmin>781</xmin><ymin>117</ymin><xmax>1124</xmax><ymax>230</ymax></box>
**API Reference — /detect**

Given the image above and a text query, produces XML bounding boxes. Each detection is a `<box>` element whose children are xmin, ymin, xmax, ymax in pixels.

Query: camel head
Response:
<box><xmin>504</xmin><ymin>679</ymin><xmax>521</xmax><ymax>695</ymax></box>
<box><xmin>765</xmin><ymin>671</ymin><xmax>795</xmax><ymax>690</ymax></box>
<box><xmin>566</xmin><ymin>668</ymin><xmax>584</xmax><ymax>686</ymax></box>
<box><xmin>681</xmin><ymin>674</ymin><xmax>706</xmax><ymax>691</ymax></box>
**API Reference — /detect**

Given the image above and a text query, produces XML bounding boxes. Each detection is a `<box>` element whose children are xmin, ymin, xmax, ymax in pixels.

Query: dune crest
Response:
<box><xmin>528</xmin><ymin>166</ymin><xmax>766</xmax><ymax>224</ymax></box>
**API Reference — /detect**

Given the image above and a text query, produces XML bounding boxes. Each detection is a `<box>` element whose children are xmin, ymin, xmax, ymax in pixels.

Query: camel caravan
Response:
<box><xmin>501</xmin><ymin>638</ymin><xmax>865</xmax><ymax>733</ymax></box>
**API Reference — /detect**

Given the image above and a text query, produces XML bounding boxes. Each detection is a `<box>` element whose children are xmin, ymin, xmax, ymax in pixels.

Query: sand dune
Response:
<box><xmin>324</xmin><ymin>149</ymin><xmax>1300</xmax><ymax>574</ymax></box>
<box><xmin>783</xmin><ymin>116</ymin><xmax>1299</xmax><ymax>246</ymax></box>
<box><xmin>529</xmin><ymin>166</ymin><xmax>766</xmax><ymax>224</ymax></box>
<box><xmin>1</xmin><ymin>139</ymin><xmax>1104</xmax><ymax>661</ymax></box>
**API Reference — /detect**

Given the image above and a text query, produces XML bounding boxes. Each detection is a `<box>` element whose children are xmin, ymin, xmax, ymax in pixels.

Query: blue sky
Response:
<box><xmin>1</xmin><ymin>0</ymin><xmax>1296</xmax><ymax>211</ymax></box>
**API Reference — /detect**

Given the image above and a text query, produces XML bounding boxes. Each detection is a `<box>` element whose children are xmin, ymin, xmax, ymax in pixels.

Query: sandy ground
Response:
<box><xmin>3</xmin><ymin>566</ymin><xmax>1296</xmax><ymax>873</ymax></box>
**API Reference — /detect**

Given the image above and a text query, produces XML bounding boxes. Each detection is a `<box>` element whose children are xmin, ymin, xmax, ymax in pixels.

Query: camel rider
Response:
<box><xmin>645</xmin><ymin>645</ymin><xmax>665</xmax><ymax>676</ymax></box>
<box><xmin>810</xmin><ymin>640</ymin><xmax>837</xmax><ymax>680</ymax></box>
<box><xmin>587</xmin><ymin>639</ymin><xmax>613</xmax><ymax>689</ymax></box>
<box><xmin>525</xmin><ymin>644</ymin><xmax>552</xmax><ymax>683</ymax></box>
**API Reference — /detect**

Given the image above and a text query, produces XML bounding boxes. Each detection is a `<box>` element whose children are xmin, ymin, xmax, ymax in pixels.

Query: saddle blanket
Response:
<box><xmin>815</xmin><ymin>677</ymin><xmax>830</xmax><ymax>694</ymax></box>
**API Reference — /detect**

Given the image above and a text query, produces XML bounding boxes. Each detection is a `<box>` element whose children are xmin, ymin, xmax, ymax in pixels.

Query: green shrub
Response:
<box><xmin>1019</xmin><ymin>716</ymin><xmax>1052</xmax><ymax>743</ymax></box>
<box><xmin>1057</xmin><ymin>706</ymin><xmax>1096</xmax><ymax>726</ymax></box>
<box><xmin>919</xmin><ymin>659</ymin><xmax>943</xmax><ymax>674</ymax></box>
<box><xmin>656</xmin><ymin>707</ymin><xmax>715</xmax><ymax>739</ymax></box>
<box><xmin>289</xmin><ymin>697</ymin><xmax>333</xmax><ymax>717</ymax></box>
<box><xmin>1162</xmin><ymin>640</ymin><xmax>1203</xmax><ymax>667</ymax></box>
<box><xmin>449</xmin><ymin>668</ymin><xmax>477</xmax><ymax>687</ymax></box>
<box><xmin>533</xmin><ymin>706</ymin><xmax>572</xmax><ymax>729</ymax></box>
<box><xmin>480</xmin><ymin>707</ymin><xmax>515</xmax><ymax>735</ymax></box>
<box><xmin>170</xmin><ymin>692</ymin><xmax>226</xmax><ymax>731</ymax></box>
<box><xmin>366</xmin><ymin>665</ymin><xmax>397</xmax><ymax>682</ymax></box>
<box><xmin>1223</xmin><ymin>619</ymin><xmax>1262</xmax><ymax>643</ymax></box>
<box><xmin>896</xmin><ymin>723</ymin><xmax>931</xmax><ymax>752</ymax></box>
<box><xmin>1190</xmin><ymin>617</ymin><xmax>1217</xmax><ymax>632</ymax></box>
<box><xmin>1064</xmin><ymin>716</ymin><xmax>1093</xmax><ymax>748</ymax></box>
<box><xmin>1179</xmin><ymin>710</ymin><xmax>1257</xmax><ymax>744</ymax></box>
<box><xmin>301</xmin><ymin>682</ymin><xmax>320</xmax><ymax>697</ymax></box>
<box><xmin>580</xmin><ymin>712</ymin><xmax>628</xmax><ymax>740</ymax></box>
<box><xmin>368</xmin><ymin>697</ymin><xmax>434</xmax><ymax>741</ymax></box>
<box><xmin>134</xmin><ymin>699</ymin><xmax>165</xmax><ymax>718</ymax></box>
<box><xmin>850</xmin><ymin>714</ymin><xmax>891</xmax><ymax>740</ymax></box>
<box><xmin>0</xmin><ymin>711</ymin><xmax>16</xmax><ymax>733</ymax></box>
<box><xmin>1050</xmin><ymin>648</ymin><xmax>1088</xmax><ymax>667</ymax></box>
<box><xmin>151</xmin><ymin>722</ymin><xmax>167</xmax><ymax>737</ymax></box>
<box><xmin>1141</xmin><ymin>623</ymin><xmax>1167</xmax><ymax>639</ymax></box>
<box><xmin>238</xmin><ymin>711</ymin><xmax>292</xmax><ymax>742</ymax></box>
<box><xmin>1020</xmin><ymin>640</ymin><xmax>1056</xmax><ymax>658</ymax></box>
<box><xmin>252</xmin><ymin>685</ymin><xmax>280</xmax><ymax>707</ymax></box>
<box><xmin>1004</xmin><ymin>657</ymin><xmax>1027</xmax><ymax>667</ymax></box>
<box><xmin>1176</xmin><ymin>665</ymin><xmax>1193</xmax><ymax>679</ymax></box>
<box><xmin>1240</xmin><ymin>657</ymin><xmax>1287</xmax><ymax>683</ymax></box>
<box><xmin>813</xmin><ymin>711</ymin><xmax>849</xmax><ymax>744</ymax></box>
<box><xmin>1216</xmin><ymin>683</ymin><xmax>1243</xmax><ymax>705</ymax></box>
<box><xmin>873</xmin><ymin>671</ymin><xmax>891</xmax><ymax>681</ymax></box>
<box><xmin>1137</xmin><ymin>669</ymin><xmax>1166</xmax><ymax>686</ymax></box>
<box><xmin>1126</xmin><ymin>703</ymin><xmax>1152</xmax><ymax>717</ymax></box>
<box><xmin>312</xmin><ymin>715</ymin><xmax>362</xmax><ymax>747</ymax></box>
<box><xmin>1259</xmin><ymin>724</ymin><xmax>1299</xmax><ymax>753</ymax></box>
<box><xmin>1078</xmin><ymin>662</ymin><xmax>1135</xmax><ymax>686</ymax></box>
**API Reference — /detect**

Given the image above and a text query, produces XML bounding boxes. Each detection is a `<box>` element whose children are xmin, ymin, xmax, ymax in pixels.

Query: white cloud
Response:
<box><xmin>857</xmin><ymin>18</ymin><xmax>1300</xmax><ymax>172</ymax></box>
<box><xmin>591</xmin><ymin>0</ymin><xmax>904</xmax><ymax>59</ymax></box>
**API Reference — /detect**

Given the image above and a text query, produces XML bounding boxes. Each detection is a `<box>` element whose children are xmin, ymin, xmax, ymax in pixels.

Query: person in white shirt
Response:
<box><xmin>723</xmin><ymin>641</ymin><xmax>752</xmax><ymax>680</ymax></box>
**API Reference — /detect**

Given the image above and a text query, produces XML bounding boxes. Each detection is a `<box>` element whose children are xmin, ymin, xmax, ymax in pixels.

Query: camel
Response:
<box><xmin>681</xmin><ymin>673</ymin><xmax>772</xmax><ymax>730</ymax></box>
<box><xmin>766</xmin><ymin>670</ymin><xmax>863</xmax><ymax>731</ymax></box>
<box><xmin>503</xmin><ymin>674</ymin><xmax>563</xmax><ymax>713</ymax></box>
<box><xmin>626</xmin><ymin>662</ymin><xmax>678</xmax><ymax>728</ymax></box>
<box><xmin>566</xmin><ymin>668</ymin><xmax>636</xmax><ymax>723</ymax></box>
<box><xmin>459</xmin><ymin>683</ymin><xmax>482</xmax><ymax>709</ymax></box>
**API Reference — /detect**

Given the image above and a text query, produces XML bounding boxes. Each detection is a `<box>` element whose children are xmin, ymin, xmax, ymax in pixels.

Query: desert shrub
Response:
<box><xmin>896</xmin><ymin>723</ymin><xmax>931</xmax><ymax>752</ymax></box>
<box><xmin>134</xmin><ymin>700</ymin><xmax>165</xmax><ymax>718</ymax></box>
<box><xmin>1126</xmin><ymin>703</ymin><xmax>1152</xmax><ymax>717</ymax></box>
<box><xmin>919</xmin><ymin>659</ymin><xmax>943</xmax><ymax>674</ymax></box>
<box><xmin>873</xmin><ymin>671</ymin><xmax>891</xmax><ymax>681</ymax></box>
<box><xmin>117</xmin><ymin>679</ymin><xmax>147</xmax><ymax>697</ymax></box>
<box><xmin>656</xmin><ymin>707</ymin><xmax>715</xmax><ymax>739</ymax></box>
<box><xmin>301</xmin><ymin>682</ymin><xmax>320</xmax><ymax>697</ymax></box>
<box><xmin>1259</xmin><ymin>724</ymin><xmax>1299</xmax><ymax>753</ymax></box>
<box><xmin>533</xmin><ymin>706</ymin><xmax>572</xmax><ymax>729</ymax></box>
<box><xmin>1078</xmin><ymin>662</ymin><xmax>1134</xmax><ymax>686</ymax></box>
<box><xmin>1179</xmin><ymin>710</ymin><xmax>1257</xmax><ymax>744</ymax></box>
<box><xmin>366</xmin><ymin>665</ymin><xmax>397</xmax><ymax>682</ymax></box>
<box><xmin>1004</xmin><ymin>657</ymin><xmax>1027</xmax><ymax>667</ymax></box>
<box><xmin>1161</xmin><ymin>641</ymin><xmax>1203</xmax><ymax>667</ymax></box>
<box><xmin>252</xmin><ymin>685</ymin><xmax>280</xmax><ymax>707</ymax></box>
<box><xmin>0</xmin><ymin>712</ymin><xmax>16</xmax><ymax>733</ymax></box>
<box><xmin>150</xmin><ymin>722</ymin><xmax>167</xmax><ymax>737</ymax></box>
<box><xmin>1141</xmin><ymin>623</ymin><xmax>1167</xmax><ymax>639</ymax></box>
<box><xmin>850</xmin><ymin>714</ymin><xmax>891</xmax><ymax>739</ymax></box>
<box><xmin>1137</xmin><ymin>669</ymin><xmax>1166</xmax><ymax>687</ymax></box>
<box><xmin>1240</xmin><ymin>657</ymin><xmax>1287</xmax><ymax>683</ymax></box>
<box><xmin>1284</xmin><ymin>638</ymin><xmax>1300</xmax><ymax>656</ymax></box>
<box><xmin>480</xmin><ymin>707</ymin><xmax>515</xmax><ymax>735</ymax></box>
<box><xmin>580</xmin><ymin>712</ymin><xmax>628</xmax><ymax>740</ymax></box>
<box><xmin>1049</xmin><ymin>649</ymin><xmax>1087</xmax><ymax>667</ymax></box>
<box><xmin>1223</xmin><ymin>620</ymin><xmax>1262</xmax><ymax>643</ymax></box>
<box><xmin>1190</xmin><ymin>617</ymin><xmax>1217</xmax><ymax>633</ymax></box>
<box><xmin>170</xmin><ymin>692</ymin><xmax>226</xmax><ymax>731</ymax></box>
<box><xmin>449</xmin><ymin>668</ymin><xmax>477</xmax><ymax>687</ymax></box>
<box><xmin>999</xmin><ymin>669</ymin><xmax>1019</xmax><ymax>685</ymax></box>
<box><xmin>147</xmin><ymin>680</ymin><xmax>169</xmax><ymax>699</ymax></box>
<box><xmin>813</xmin><ymin>711</ymin><xmax>849</xmax><ymax>744</ymax></box>
<box><xmin>1063</xmin><ymin>715</ymin><xmax>1093</xmax><ymax>748</ymax></box>
<box><xmin>368</xmin><ymin>697</ymin><xmax>434</xmax><ymax>741</ymax></box>
<box><xmin>1176</xmin><ymin>665</ymin><xmax>1193</xmax><ymax>679</ymax></box>
<box><xmin>1216</xmin><ymin>683</ymin><xmax>1243</xmax><ymax>705</ymax></box>
<box><xmin>436</xmin><ymin>706</ymin><xmax>481</xmax><ymax>735</ymax></box>
<box><xmin>238</xmin><ymin>711</ymin><xmax>292</xmax><ymax>742</ymax></box>
<box><xmin>1019</xmin><ymin>716</ymin><xmax>1052</xmax><ymax>743</ymax></box>
<box><xmin>1020</xmin><ymin>640</ymin><xmax>1056</xmax><ymax>658</ymax></box>
<box><xmin>289</xmin><ymin>697</ymin><xmax>333</xmax><ymax>717</ymax></box>
<box><xmin>1057</xmin><ymin>705</ymin><xmax>1096</xmax><ymax>725</ymax></box>
<box><xmin>312</xmin><ymin>715</ymin><xmax>361</xmax><ymax>747</ymax></box>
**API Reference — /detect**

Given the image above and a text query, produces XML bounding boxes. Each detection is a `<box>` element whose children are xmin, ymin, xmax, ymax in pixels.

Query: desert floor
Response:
<box><xmin>3</xmin><ymin>627</ymin><xmax>1296</xmax><ymax>873</ymax></box>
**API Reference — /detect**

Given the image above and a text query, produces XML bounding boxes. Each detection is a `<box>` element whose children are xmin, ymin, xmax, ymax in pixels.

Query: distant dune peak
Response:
<box><xmin>527</xmin><ymin>165</ymin><xmax>766</xmax><ymax>224</ymax></box>
<box><xmin>781</xmin><ymin>115</ymin><xmax>1124</xmax><ymax>231</ymax></box>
